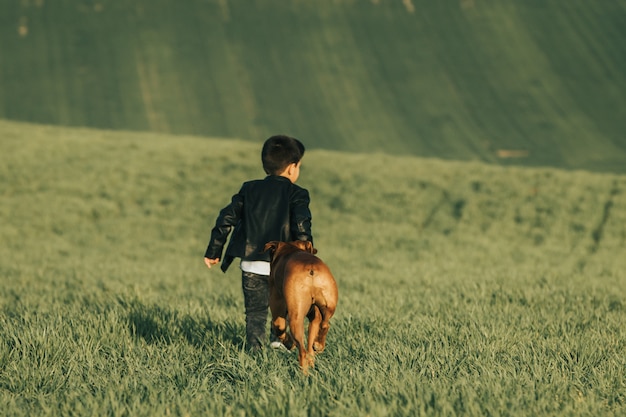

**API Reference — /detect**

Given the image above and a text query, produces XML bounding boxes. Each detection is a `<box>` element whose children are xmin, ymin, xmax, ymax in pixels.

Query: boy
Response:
<box><xmin>204</xmin><ymin>135</ymin><xmax>313</xmax><ymax>351</ymax></box>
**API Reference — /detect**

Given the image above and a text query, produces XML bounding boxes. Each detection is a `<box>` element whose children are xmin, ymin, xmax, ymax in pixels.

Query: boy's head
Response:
<box><xmin>262</xmin><ymin>135</ymin><xmax>305</xmax><ymax>176</ymax></box>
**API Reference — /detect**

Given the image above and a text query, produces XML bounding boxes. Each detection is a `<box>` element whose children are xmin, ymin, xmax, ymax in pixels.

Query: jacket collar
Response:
<box><xmin>266</xmin><ymin>175</ymin><xmax>292</xmax><ymax>183</ymax></box>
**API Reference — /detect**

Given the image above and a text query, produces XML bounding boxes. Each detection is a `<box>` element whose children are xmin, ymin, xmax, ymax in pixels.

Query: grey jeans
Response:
<box><xmin>241</xmin><ymin>271</ymin><xmax>270</xmax><ymax>350</ymax></box>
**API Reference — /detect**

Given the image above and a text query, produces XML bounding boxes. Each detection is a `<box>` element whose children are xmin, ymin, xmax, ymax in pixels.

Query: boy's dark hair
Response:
<box><xmin>261</xmin><ymin>135</ymin><xmax>306</xmax><ymax>175</ymax></box>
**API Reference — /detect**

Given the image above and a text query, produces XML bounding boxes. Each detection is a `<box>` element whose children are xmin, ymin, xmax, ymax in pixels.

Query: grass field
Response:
<box><xmin>1</xmin><ymin>120</ymin><xmax>625</xmax><ymax>416</ymax></box>
<box><xmin>1</xmin><ymin>1</ymin><xmax>626</xmax><ymax>172</ymax></box>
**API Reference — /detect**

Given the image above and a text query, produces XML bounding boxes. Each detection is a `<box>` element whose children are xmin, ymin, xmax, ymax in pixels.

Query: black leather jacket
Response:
<box><xmin>204</xmin><ymin>175</ymin><xmax>313</xmax><ymax>272</ymax></box>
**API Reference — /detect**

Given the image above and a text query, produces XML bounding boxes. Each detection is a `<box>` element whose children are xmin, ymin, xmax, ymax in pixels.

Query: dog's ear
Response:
<box><xmin>304</xmin><ymin>241</ymin><xmax>317</xmax><ymax>254</ymax></box>
<box><xmin>264</xmin><ymin>241</ymin><xmax>280</xmax><ymax>254</ymax></box>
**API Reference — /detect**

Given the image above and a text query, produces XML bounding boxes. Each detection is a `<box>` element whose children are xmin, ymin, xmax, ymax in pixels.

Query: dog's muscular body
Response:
<box><xmin>264</xmin><ymin>241</ymin><xmax>338</xmax><ymax>374</ymax></box>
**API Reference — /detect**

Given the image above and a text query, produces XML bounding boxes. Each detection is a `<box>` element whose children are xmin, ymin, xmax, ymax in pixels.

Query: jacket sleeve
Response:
<box><xmin>290</xmin><ymin>188</ymin><xmax>313</xmax><ymax>244</ymax></box>
<box><xmin>204</xmin><ymin>190</ymin><xmax>244</xmax><ymax>260</ymax></box>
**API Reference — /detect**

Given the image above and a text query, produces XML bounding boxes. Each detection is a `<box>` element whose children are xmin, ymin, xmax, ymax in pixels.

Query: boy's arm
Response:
<box><xmin>290</xmin><ymin>188</ymin><xmax>313</xmax><ymax>244</ymax></box>
<box><xmin>204</xmin><ymin>191</ymin><xmax>244</xmax><ymax>262</ymax></box>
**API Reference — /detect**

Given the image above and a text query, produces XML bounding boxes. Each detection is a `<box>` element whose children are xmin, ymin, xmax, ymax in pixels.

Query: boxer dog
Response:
<box><xmin>263</xmin><ymin>240</ymin><xmax>338</xmax><ymax>374</ymax></box>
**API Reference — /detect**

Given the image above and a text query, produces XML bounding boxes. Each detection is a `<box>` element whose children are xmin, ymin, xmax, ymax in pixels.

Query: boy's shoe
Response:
<box><xmin>270</xmin><ymin>341</ymin><xmax>289</xmax><ymax>351</ymax></box>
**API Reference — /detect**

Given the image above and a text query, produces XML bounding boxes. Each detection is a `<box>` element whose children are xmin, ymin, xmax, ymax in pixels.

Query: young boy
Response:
<box><xmin>204</xmin><ymin>135</ymin><xmax>313</xmax><ymax>351</ymax></box>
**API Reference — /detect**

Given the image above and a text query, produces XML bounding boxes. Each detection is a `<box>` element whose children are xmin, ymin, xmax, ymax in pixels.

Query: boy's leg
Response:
<box><xmin>241</xmin><ymin>271</ymin><xmax>270</xmax><ymax>350</ymax></box>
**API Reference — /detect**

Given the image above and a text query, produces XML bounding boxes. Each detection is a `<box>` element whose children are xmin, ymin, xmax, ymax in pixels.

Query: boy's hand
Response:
<box><xmin>204</xmin><ymin>257</ymin><xmax>219</xmax><ymax>269</ymax></box>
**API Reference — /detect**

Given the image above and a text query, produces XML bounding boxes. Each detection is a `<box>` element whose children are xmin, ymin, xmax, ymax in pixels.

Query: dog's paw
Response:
<box><xmin>313</xmin><ymin>342</ymin><xmax>325</xmax><ymax>353</ymax></box>
<box><xmin>283</xmin><ymin>338</ymin><xmax>295</xmax><ymax>351</ymax></box>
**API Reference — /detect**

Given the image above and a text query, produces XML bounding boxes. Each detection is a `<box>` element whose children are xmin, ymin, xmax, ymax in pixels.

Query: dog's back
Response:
<box><xmin>283</xmin><ymin>251</ymin><xmax>337</xmax><ymax>310</ymax></box>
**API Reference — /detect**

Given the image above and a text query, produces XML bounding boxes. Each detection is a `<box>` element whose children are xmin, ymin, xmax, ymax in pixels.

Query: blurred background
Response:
<box><xmin>2</xmin><ymin>0</ymin><xmax>625</xmax><ymax>172</ymax></box>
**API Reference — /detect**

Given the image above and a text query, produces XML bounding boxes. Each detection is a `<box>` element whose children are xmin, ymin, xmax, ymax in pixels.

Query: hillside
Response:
<box><xmin>1</xmin><ymin>1</ymin><xmax>625</xmax><ymax>173</ymax></box>
<box><xmin>2</xmin><ymin>119</ymin><xmax>625</xmax><ymax>278</ymax></box>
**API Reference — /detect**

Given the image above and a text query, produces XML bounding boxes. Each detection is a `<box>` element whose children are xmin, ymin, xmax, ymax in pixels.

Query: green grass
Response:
<box><xmin>1</xmin><ymin>120</ymin><xmax>625</xmax><ymax>416</ymax></box>
<box><xmin>1</xmin><ymin>1</ymin><xmax>625</xmax><ymax>172</ymax></box>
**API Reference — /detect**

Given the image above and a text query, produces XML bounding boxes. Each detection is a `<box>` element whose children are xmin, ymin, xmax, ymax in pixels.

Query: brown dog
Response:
<box><xmin>263</xmin><ymin>240</ymin><xmax>338</xmax><ymax>374</ymax></box>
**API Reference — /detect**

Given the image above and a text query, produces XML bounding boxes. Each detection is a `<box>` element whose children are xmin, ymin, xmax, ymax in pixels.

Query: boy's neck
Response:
<box><xmin>277</xmin><ymin>161</ymin><xmax>300</xmax><ymax>183</ymax></box>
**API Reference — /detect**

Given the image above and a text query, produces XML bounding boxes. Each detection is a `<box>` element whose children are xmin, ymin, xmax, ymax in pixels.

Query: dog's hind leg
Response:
<box><xmin>285</xmin><ymin>274</ymin><xmax>315</xmax><ymax>373</ymax></box>
<box><xmin>307</xmin><ymin>305</ymin><xmax>322</xmax><ymax>356</ymax></box>
<box><xmin>313</xmin><ymin>304</ymin><xmax>335</xmax><ymax>353</ymax></box>
<box><xmin>271</xmin><ymin>315</ymin><xmax>294</xmax><ymax>350</ymax></box>
<box><xmin>289</xmin><ymin>309</ymin><xmax>314</xmax><ymax>374</ymax></box>
<box><xmin>269</xmin><ymin>295</ymin><xmax>293</xmax><ymax>349</ymax></box>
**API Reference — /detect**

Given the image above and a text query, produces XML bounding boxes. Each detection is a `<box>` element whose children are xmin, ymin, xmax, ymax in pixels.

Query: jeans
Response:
<box><xmin>241</xmin><ymin>271</ymin><xmax>270</xmax><ymax>350</ymax></box>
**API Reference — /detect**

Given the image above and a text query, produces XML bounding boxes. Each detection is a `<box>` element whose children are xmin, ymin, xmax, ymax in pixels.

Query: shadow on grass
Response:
<box><xmin>118</xmin><ymin>296</ymin><xmax>245</xmax><ymax>349</ymax></box>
